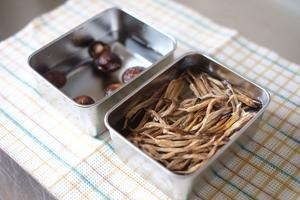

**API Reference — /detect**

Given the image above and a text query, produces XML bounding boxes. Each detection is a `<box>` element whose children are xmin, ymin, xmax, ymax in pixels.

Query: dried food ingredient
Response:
<box><xmin>124</xmin><ymin>70</ymin><xmax>261</xmax><ymax>174</ymax></box>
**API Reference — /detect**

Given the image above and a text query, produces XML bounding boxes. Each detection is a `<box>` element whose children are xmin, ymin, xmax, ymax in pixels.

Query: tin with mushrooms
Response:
<box><xmin>28</xmin><ymin>7</ymin><xmax>176</xmax><ymax>136</ymax></box>
<box><xmin>105</xmin><ymin>52</ymin><xmax>270</xmax><ymax>200</ymax></box>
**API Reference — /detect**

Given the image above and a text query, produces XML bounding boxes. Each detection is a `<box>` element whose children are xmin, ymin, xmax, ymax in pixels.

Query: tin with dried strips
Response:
<box><xmin>105</xmin><ymin>52</ymin><xmax>270</xmax><ymax>200</ymax></box>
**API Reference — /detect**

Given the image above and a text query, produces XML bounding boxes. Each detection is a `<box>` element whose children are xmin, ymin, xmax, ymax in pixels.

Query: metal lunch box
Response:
<box><xmin>28</xmin><ymin>7</ymin><xmax>176</xmax><ymax>136</ymax></box>
<box><xmin>104</xmin><ymin>52</ymin><xmax>271</xmax><ymax>199</ymax></box>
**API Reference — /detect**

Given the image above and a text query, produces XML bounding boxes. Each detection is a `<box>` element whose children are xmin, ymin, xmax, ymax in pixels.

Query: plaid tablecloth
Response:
<box><xmin>0</xmin><ymin>0</ymin><xmax>299</xmax><ymax>199</ymax></box>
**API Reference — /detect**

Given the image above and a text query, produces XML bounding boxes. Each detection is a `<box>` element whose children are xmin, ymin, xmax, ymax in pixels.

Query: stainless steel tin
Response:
<box><xmin>105</xmin><ymin>52</ymin><xmax>271</xmax><ymax>199</ymax></box>
<box><xmin>28</xmin><ymin>7</ymin><xmax>176</xmax><ymax>136</ymax></box>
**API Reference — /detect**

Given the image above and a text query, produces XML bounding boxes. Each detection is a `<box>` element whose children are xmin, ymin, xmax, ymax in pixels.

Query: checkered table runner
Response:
<box><xmin>0</xmin><ymin>0</ymin><xmax>299</xmax><ymax>199</ymax></box>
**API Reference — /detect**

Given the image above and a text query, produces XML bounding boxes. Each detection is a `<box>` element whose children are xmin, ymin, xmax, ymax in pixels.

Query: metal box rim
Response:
<box><xmin>104</xmin><ymin>51</ymin><xmax>271</xmax><ymax>178</ymax></box>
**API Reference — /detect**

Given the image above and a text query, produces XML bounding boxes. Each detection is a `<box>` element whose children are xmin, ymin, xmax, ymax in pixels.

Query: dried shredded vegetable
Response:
<box><xmin>123</xmin><ymin>70</ymin><xmax>261</xmax><ymax>175</ymax></box>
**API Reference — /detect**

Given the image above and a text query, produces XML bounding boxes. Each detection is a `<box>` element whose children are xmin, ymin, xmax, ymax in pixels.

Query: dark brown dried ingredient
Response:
<box><xmin>104</xmin><ymin>83</ymin><xmax>122</xmax><ymax>97</ymax></box>
<box><xmin>122</xmin><ymin>66</ymin><xmax>145</xmax><ymax>83</ymax></box>
<box><xmin>95</xmin><ymin>50</ymin><xmax>122</xmax><ymax>73</ymax></box>
<box><xmin>88</xmin><ymin>41</ymin><xmax>110</xmax><ymax>59</ymax></box>
<box><xmin>73</xmin><ymin>95</ymin><xmax>95</xmax><ymax>105</ymax></box>
<box><xmin>44</xmin><ymin>71</ymin><xmax>66</xmax><ymax>88</ymax></box>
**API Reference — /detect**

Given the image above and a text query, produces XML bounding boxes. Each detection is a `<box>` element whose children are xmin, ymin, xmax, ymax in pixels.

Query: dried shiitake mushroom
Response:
<box><xmin>122</xmin><ymin>66</ymin><xmax>145</xmax><ymax>83</ymax></box>
<box><xmin>104</xmin><ymin>83</ymin><xmax>122</xmax><ymax>97</ymax></box>
<box><xmin>44</xmin><ymin>71</ymin><xmax>67</xmax><ymax>88</ymax></box>
<box><xmin>94</xmin><ymin>50</ymin><xmax>122</xmax><ymax>73</ymax></box>
<box><xmin>88</xmin><ymin>41</ymin><xmax>110</xmax><ymax>59</ymax></box>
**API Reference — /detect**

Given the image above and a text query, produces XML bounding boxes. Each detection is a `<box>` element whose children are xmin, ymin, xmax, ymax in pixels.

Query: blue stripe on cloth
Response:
<box><xmin>264</xmin><ymin>121</ymin><xmax>300</xmax><ymax>144</ymax></box>
<box><xmin>233</xmin><ymin>39</ymin><xmax>300</xmax><ymax>77</ymax></box>
<box><xmin>237</xmin><ymin>142</ymin><xmax>300</xmax><ymax>185</ymax></box>
<box><xmin>0</xmin><ymin>108</ymin><xmax>111</xmax><ymax>200</ymax></box>
<box><xmin>13</xmin><ymin>36</ymin><xmax>36</xmax><ymax>51</ymax></box>
<box><xmin>0</xmin><ymin>62</ymin><xmax>41</xmax><ymax>96</ymax></box>
<box><xmin>211</xmin><ymin>168</ymin><xmax>257</xmax><ymax>200</ymax></box>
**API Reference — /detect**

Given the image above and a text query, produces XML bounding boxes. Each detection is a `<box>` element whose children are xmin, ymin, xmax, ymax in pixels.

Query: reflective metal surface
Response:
<box><xmin>28</xmin><ymin>7</ymin><xmax>176</xmax><ymax>136</ymax></box>
<box><xmin>105</xmin><ymin>52</ymin><xmax>271</xmax><ymax>200</ymax></box>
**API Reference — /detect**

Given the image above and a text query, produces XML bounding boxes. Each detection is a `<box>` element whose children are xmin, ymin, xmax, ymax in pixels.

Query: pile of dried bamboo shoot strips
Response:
<box><xmin>124</xmin><ymin>69</ymin><xmax>261</xmax><ymax>174</ymax></box>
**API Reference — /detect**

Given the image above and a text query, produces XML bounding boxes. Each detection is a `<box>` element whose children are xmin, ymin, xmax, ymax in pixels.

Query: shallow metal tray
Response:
<box><xmin>105</xmin><ymin>52</ymin><xmax>270</xmax><ymax>199</ymax></box>
<box><xmin>28</xmin><ymin>7</ymin><xmax>176</xmax><ymax>136</ymax></box>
